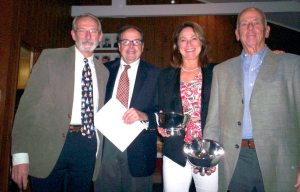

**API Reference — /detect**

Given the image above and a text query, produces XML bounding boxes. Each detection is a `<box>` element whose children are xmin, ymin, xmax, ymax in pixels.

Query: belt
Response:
<box><xmin>241</xmin><ymin>139</ymin><xmax>255</xmax><ymax>149</ymax></box>
<box><xmin>68</xmin><ymin>125</ymin><xmax>82</xmax><ymax>133</ymax></box>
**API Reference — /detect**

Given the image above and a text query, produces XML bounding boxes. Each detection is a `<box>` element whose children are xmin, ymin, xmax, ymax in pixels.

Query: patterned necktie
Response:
<box><xmin>116</xmin><ymin>65</ymin><xmax>131</xmax><ymax>108</ymax></box>
<box><xmin>81</xmin><ymin>58</ymin><xmax>94</xmax><ymax>138</ymax></box>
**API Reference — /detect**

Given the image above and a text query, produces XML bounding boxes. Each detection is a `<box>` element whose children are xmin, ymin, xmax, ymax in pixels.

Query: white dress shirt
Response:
<box><xmin>112</xmin><ymin>59</ymin><xmax>140</xmax><ymax>108</ymax></box>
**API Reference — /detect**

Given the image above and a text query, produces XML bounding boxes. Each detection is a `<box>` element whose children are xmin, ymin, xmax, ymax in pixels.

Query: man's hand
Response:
<box><xmin>294</xmin><ymin>168</ymin><xmax>300</xmax><ymax>192</ymax></box>
<box><xmin>12</xmin><ymin>164</ymin><xmax>29</xmax><ymax>190</ymax></box>
<box><xmin>122</xmin><ymin>107</ymin><xmax>148</xmax><ymax>124</ymax></box>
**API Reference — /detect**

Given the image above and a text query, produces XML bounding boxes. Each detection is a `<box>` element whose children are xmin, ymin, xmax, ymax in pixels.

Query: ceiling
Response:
<box><xmin>71</xmin><ymin>0</ymin><xmax>300</xmax><ymax>32</ymax></box>
<box><xmin>201</xmin><ymin>0</ymin><xmax>300</xmax><ymax>32</ymax></box>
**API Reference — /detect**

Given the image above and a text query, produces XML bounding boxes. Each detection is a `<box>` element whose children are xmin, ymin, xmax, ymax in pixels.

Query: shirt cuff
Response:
<box><xmin>12</xmin><ymin>153</ymin><xmax>29</xmax><ymax>166</ymax></box>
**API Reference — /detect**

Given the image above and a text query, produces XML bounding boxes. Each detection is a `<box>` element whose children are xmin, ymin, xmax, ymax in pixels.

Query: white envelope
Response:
<box><xmin>94</xmin><ymin>98</ymin><xmax>146</xmax><ymax>152</ymax></box>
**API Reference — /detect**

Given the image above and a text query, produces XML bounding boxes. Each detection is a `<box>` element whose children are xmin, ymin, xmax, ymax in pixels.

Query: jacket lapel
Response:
<box><xmin>105</xmin><ymin>60</ymin><xmax>120</xmax><ymax>102</ymax></box>
<box><xmin>64</xmin><ymin>46</ymin><xmax>76</xmax><ymax>116</ymax></box>
<box><xmin>252</xmin><ymin>50</ymin><xmax>275</xmax><ymax>98</ymax></box>
<box><xmin>130</xmin><ymin>61</ymin><xmax>147</xmax><ymax>107</ymax></box>
<box><xmin>232</xmin><ymin>57</ymin><xmax>244</xmax><ymax>97</ymax></box>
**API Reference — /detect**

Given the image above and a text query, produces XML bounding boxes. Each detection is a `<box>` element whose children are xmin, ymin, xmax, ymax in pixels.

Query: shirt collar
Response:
<box><xmin>241</xmin><ymin>46</ymin><xmax>269</xmax><ymax>62</ymax></box>
<box><xmin>120</xmin><ymin>58</ymin><xmax>140</xmax><ymax>70</ymax></box>
<box><xmin>75</xmin><ymin>47</ymin><xmax>94</xmax><ymax>64</ymax></box>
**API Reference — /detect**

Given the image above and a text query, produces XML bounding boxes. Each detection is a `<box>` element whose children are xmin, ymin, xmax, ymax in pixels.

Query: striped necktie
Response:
<box><xmin>116</xmin><ymin>65</ymin><xmax>131</xmax><ymax>108</ymax></box>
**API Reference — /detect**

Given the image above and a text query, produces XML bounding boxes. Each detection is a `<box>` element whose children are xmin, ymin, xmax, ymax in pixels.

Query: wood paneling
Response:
<box><xmin>0</xmin><ymin>1</ymin><xmax>73</xmax><ymax>191</ymax></box>
<box><xmin>101</xmin><ymin>15</ymin><xmax>241</xmax><ymax>68</ymax></box>
<box><xmin>0</xmin><ymin>1</ymin><xmax>20</xmax><ymax>191</ymax></box>
<box><xmin>2</xmin><ymin>1</ymin><xmax>298</xmax><ymax>191</ymax></box>
<box><xmin>19</xmin><ymin>1</ymin><xmax>72</xmax><ymax>50</ymax></box>
<box><xmin>1</xmin><ymin>3</ymin><xmax>241</xmax><ymax>188</ymax></box>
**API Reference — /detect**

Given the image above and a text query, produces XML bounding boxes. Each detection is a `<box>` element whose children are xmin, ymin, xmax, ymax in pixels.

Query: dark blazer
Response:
<box><xmin>157</xmin><ymin>65</ymin><xmax>214</xmax><ymax>166</ymax></box>
<box><xmin>104</xmin><ymin>59</ymin><xmax>161</xmax><ymax>177</ymax></box>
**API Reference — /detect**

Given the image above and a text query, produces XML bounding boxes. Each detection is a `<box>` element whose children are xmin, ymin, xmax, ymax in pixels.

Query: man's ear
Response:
<box><xmin>71</xmin><ymin>30</ymin><xmax>76</xmax><ymax>41</ymax></box>
<box><xmin>265</xmin><ymin>25</ymin><xmax>271</xmax><ymax>39</ymax></box>
<box><xmin>235</xmin><ymin>29</ymin><xmax>240</xmax><ymax>41</ymax></box>
<box><xmin>98</xmin><ymin>32</ymin><xmax>103</xmax><ymax>43</ymax></box>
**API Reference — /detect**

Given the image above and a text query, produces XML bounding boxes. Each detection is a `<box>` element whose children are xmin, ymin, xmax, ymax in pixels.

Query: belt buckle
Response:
<box><xmin>69</xmin><ymin>125</ymin><xmax>82</xmax><ymax>133</ymax></box>
<box><xmin>242</xmin><ymin>139</ymin><xmax>255</xmax><ymax>149</ymax></box>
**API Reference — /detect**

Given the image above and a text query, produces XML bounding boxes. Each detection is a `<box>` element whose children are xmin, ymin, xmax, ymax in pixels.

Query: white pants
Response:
<box><xmin>163</xmin><ymin>156</ymin><xmax>218</xmax><ymax>192</ymax></box>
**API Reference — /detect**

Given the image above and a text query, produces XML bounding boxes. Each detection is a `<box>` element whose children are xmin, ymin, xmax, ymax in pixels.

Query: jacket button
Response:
<box><xmin>235</xmin><ymin>144</ymin><xmax>239</xmax><ymax>149</ymax></box>
<box><xmin>237</xmin><ymin>121</ymin><xmax>241</xmax><ymax>126</ymax></box>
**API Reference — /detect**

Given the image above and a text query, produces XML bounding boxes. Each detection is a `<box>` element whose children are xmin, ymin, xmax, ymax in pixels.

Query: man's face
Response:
<box><xmin>118</xmin><ymin>28</ymin><xmax>144</xmax><ymax>64</ymax></box>
<box><xmin>71</xmin><ymin>17</ymin><xmax>102</xmax><ymax>57</ymax></box>
<box><xmin>235</xmin><ymin>8</ymin><xmax>270</xmax><ymax>53</ymax></box>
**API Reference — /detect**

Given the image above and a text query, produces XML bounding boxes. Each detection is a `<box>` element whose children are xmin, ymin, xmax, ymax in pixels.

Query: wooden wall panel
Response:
<box><xmin>0</xmin><ymin>1</ymin><xmax>21</xmax><ymax>191</ymax></box>
<box><xmin>0</xmin><ymin>1</ymin><xmax>73</xmax><ymax>191</ymax></box>
<box><xmin>19</xmin><ymin>0</ymin><xmax>72</xmax><ymax>51</ymax></box>
<box><xmin>101</xmin><ymin>15</ymin><xmax>241</xmax><ymax>68</ymax></box>
<box><xmin>0</xmin><ymin>2</ymin><xmax>241</xmax><ymax>190</ymax></box>
<box><xmin>1</xmin><ymin>1</ymin><xmax>298</xmax><ymax>191</ymax></box>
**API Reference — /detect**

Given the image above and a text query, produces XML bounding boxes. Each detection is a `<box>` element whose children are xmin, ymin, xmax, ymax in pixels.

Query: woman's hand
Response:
<box><xmin>193</xmin><ymin>166</ymin><xmax>217</xmax><ymax>176</ymax></box>
<box><xmin>157</xmin><ymin>127</ymin><xmax>170</xmax><ymax>137</ymax></box>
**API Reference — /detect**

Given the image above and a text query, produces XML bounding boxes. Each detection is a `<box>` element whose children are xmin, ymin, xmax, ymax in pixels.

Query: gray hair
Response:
<box><xmin>72</xmin><ymin>13</ymin><xmax>102</xmax><ymax>32</ymax></box>
<box><xmin>236</xmin><ymin>7</ymin><xmax>267</xmax><ymax>28</ymax></box>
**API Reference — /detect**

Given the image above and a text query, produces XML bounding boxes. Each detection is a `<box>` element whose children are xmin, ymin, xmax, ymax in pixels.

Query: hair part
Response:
<box><xmin>72</xmin><ymin>13</ymin><xmax>102</xmax><ymax>32</ymax></box>
<box><xmin>170</xmin><ymin>21</ymin><xmax>209</xmax><ymax>68</ymax></box>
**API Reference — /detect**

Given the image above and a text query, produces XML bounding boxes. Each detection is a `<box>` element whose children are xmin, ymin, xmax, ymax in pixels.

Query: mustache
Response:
<box><xmin>81</xmin><ymin>40</ymin><xmax>95</xmax><ymax>44</ymax></box>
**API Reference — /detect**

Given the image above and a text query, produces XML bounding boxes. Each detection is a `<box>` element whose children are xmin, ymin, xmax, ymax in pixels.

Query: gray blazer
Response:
<box><xmin>203</xmin><ymin>50</ymin><xmax>300</xmax><ymax>191</ymax></box>
<box><xmin>12</xmin><ymin>46</ymin><xmax>109</xmax><ymax>180</ymax></box>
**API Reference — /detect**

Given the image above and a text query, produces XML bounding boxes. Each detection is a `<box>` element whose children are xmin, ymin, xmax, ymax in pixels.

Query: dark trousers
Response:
<box><xmin>94</xmin><ymin>138</ymin><xmax>152</xmax><ymax>192</ymax></box>
<box><xmin>30</xmin><ymin>132</ymin><xmax>97</xmax><ymax>192</ymax></box>
<box><xmin>228</xmin><ymin>148</ymin><xmax>265</xmax><ymax>192</ymax></box>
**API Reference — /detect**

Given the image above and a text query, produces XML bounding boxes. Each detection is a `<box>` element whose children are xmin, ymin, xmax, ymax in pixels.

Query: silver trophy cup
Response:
<box><xmin>155</xmin><ymin>111</ymin><xmax>189</xmax><ymax>136</ymax></box>
<box><xmin>183</xmin><ymin>139</ymin><xmax>225</xmax><ymax>173</ymax></box>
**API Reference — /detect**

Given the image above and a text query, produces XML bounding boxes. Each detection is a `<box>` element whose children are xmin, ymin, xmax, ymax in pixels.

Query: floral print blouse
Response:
<box><xmin>180</xmin><ymin>71</ymin><xmax>203</xmax><ymax>143</ymax></box>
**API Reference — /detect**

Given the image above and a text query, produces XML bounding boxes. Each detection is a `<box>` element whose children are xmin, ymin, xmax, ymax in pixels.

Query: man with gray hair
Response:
<box><xmin>204</xmin><ymin>7</ymin><xmax>300</xmax><ymax>191</ymax></box>
<box><xmin>11</xmin><ymin>13</ymin><xmax>108</xmax><ymax>191</ymax></box>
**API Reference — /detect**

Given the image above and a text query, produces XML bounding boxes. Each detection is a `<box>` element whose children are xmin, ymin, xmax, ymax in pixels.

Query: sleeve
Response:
<box><xmin>203</xmin><ymin>66</ymin><xmax>221</xmax><ymax>142</ymax></box>
<box><xmin>11</xmin><ymin>50</ymin><xmax>51</xmax><ymax>154</ymax></box>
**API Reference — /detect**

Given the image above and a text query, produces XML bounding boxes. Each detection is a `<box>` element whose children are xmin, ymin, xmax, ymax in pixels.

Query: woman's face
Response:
<box><xmin>177</xmin><ymin>27</ymin><xmax>202</xmax><ymax>63</ymax></box>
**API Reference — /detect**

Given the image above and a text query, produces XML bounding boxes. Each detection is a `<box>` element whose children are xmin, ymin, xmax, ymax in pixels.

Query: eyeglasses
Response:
<box><xmin>119</xmin><ymin>39</ymin><xmax>143</xmax><ymax>46</ymax></box>
<box><xmin>75</xmin><ymin>29</ymin><xmax>100</xmax><ymax>35</ymax></box>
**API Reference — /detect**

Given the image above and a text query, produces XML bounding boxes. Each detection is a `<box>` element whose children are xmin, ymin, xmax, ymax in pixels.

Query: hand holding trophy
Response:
<box><xmin>155</xmin><ymin>111</ymin><xmax>189</xmax><ymax>136</ymax></box>
<box><xmin>183</xmin><ymin>129</ymin><xmax>225</xmax><ymax>176</ymax></box>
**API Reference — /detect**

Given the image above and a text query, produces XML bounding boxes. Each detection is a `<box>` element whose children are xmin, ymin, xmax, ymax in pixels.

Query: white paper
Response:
<box><xmin>94</xmin><ymin>98</ymin><xmax>145</xmax><ymax>152</ymax></box>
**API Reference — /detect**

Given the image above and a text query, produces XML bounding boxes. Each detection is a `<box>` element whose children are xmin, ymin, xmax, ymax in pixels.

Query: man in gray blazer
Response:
<box><xmin>11</xmin><ymin>14</ymin><xmax>108</xmax><ymax>191</ymax></box>
<box><xmin>203</xmin><ymin>7</ymin><xmax>300</xmax><ymax>191</ymax></box>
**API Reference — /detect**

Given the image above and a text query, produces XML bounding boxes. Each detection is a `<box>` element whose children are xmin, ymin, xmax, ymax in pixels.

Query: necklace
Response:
<box><xmin>181</xmin><ymin>66</ymin><xmax>200</xmax><ymax>72</ymax></box>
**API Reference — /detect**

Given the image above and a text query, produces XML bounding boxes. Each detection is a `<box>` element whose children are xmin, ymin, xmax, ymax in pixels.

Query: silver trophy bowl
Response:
<box><xmin>155</xmin><ymin>111</ymin><xmax>189</xmax><ymax>136</ymax></box>
<box><xmin>183</xmin><ymin>139</ymin><xmax>224</xmax><ymax>172</ymax></box>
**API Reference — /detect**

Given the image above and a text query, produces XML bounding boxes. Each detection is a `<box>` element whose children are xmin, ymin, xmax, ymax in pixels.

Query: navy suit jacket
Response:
<box><xmin>157</xmin><ymin>65</ymin><xmax>214</xmax><ymax>166</ymax></box>
<box><xmin>104</xmin><ymin>59</ymin><xmax>161</xmax><ymax>177</ymax></box>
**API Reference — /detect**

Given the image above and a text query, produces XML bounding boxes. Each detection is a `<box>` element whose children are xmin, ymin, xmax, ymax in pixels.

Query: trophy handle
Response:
<box><xmin>154</xmin><ymin>112</ymin><xmax>159</xmax><ymax>126</ymax></box>
<box><xmin>155</xmin><ymin>110</ymin><xmax>165</xmax><ymax>126</ymax></box>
